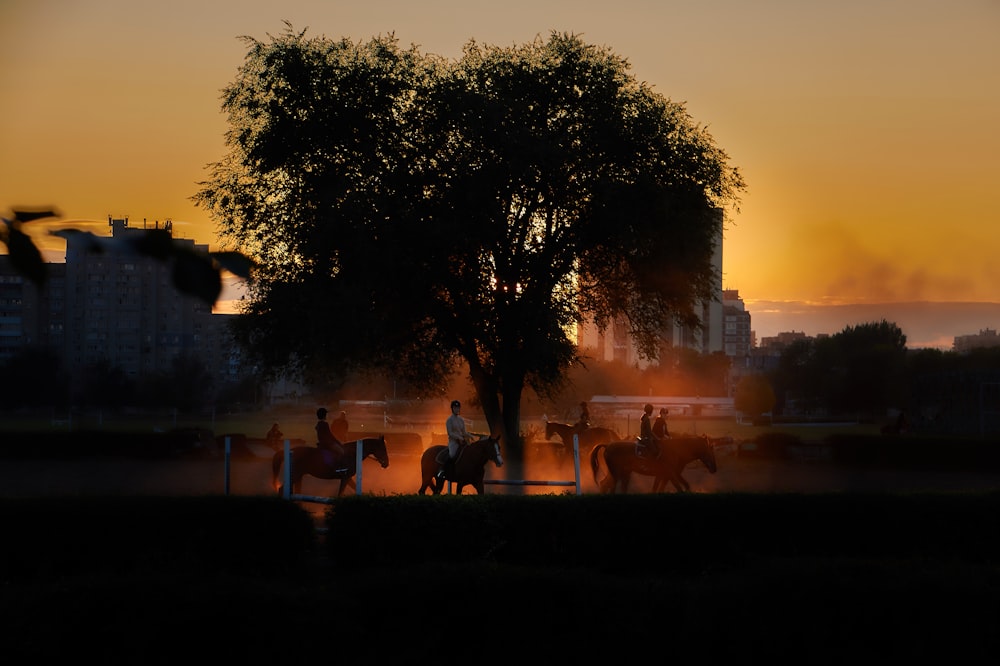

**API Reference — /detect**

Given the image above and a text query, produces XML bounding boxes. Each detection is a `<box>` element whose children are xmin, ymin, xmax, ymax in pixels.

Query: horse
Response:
<box><xmin>544</xmin><ymin>421</ymin><xmax>621</xmax><ymax>457</ymax></box>
<box><xmin>881</xmin><ymin>410</ymin><xmax>908</xmax><ymax>435</ymax></box>
<box><xmin>271</xmin><ymin>435</ymin><xmax>390</xmax><ymax>497</ymax></box>
<box><xmin>418</xmin><ymin>435</ymin><xmax>504</xmax><ymax>495</ymax></box>
<box><xmin>590</xmin><ymin>435</ymin><xmax>717</xmax><ymax>494</ymax></box>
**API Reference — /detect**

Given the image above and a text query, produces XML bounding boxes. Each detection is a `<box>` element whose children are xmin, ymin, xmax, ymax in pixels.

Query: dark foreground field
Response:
<box><xmin>3</xmin><ymin>442</ymin><xmax>1000</xmax><ymax>662</ymax></box>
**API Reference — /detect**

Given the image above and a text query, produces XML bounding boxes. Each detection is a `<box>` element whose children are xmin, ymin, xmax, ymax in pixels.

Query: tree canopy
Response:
<box><xmin>768</xmin><ymin>319</ymin><xmax>908</xmax><ymax>417</ymax></box>
<box><xmin>194</xmin><ymin>26</ymin><xmax>745</xmax><ymax>453</ymax></box>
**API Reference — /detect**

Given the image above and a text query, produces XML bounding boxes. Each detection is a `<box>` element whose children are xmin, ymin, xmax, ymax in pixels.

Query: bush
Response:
<box><xmin>1</xmin><ymin>496</ymin><xmax>316</xmax><ymax>581</ymax></box>
<box><xmin>322</xmin><ymin>492</ymin><xmax>1000</xmax><ymax>573</ymax></box>
<box><xmin>741</xmin><ymin>432</ymin><xmax>802</xmax><ymax>459</ymax></box>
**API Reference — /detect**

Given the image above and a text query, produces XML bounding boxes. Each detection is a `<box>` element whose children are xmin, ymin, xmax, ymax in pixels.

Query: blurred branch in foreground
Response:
<box><xmin>2</xmin><ymin>206</ymin><xmax>253</xmax><ymax>307</ymax></box>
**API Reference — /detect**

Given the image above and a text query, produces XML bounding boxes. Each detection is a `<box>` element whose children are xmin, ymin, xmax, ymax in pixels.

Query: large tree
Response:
<box><xmin>194</xmin><ymin>26</ymin><xmax>744</xmax><ymax>456</ymax></box>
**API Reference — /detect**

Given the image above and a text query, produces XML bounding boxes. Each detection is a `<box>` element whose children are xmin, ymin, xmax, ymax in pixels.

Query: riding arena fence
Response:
<box><xmin>476</xmin><ymin>435</ymin><xmax>582</xmax><ymax>496</ymax></box>
<box><xmin>221</xmin><ymin>436</ymin><xmax>366</xmax><ymax>505</ymax></box>
<box><xmin>222</xmin><ymin>434</ymin><xmax>583</xmax><ymax>501</ymax></box>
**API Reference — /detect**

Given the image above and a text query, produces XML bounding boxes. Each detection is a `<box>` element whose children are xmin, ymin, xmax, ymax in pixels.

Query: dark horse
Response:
<box><xmin>418</xmin><ymin>435</ymin><xmax>504</xmax><ymax>495</ymax></box>
<box><xmin>590</xmin><ymin>435</ymin><xmax>717</xmax><ymax>494</ymax></box>
<box><xmin>272</xmin><ymin>436</ymin><xmax>390</xmax><ymax>497</ymax></box>
<box><xmin>881</xmin><ymin>410</ymin><xmax>908</xmax><ymax>435</ymax></box>
<box><xmin>545</xmin><ymin>421</ymin><xmax>621</xmax><ymax>456</ymax></box>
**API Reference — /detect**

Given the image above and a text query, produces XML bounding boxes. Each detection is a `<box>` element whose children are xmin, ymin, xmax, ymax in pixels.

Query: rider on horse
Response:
<box><xmin>574</xmin><ymin>401</ymin><xmax>590</xmax><ymax>435</ymax></box>
<box><xmin>638</xmin><ymin>403</ymin><xmax>660</xmax><ymax>459</ymax></box>
<box><xmin>437</xmin><ymin>399</ymin><xmax>473</xmax><ymax>479</ymax></box>
<box><xmin>315</xmin><ymin>407</ymin><xmax>347</xmax><ymax>470</ymax></box>
<box><xmin>652</xmin><ymin>407</ymin><xmax>670</xmax><ymax>440</ymax></box>
<box><xmin>265</xmin><ymin>422</ymin><xmax>283</xmax><ymax>448</ymax></box>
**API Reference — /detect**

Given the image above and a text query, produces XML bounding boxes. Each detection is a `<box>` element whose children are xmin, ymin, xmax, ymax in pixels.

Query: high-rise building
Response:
<box><xmin>577</xmin><ymin>207</ymin><xmax>729</xmax><ymax>367</ymax></box>
<box><xmin>0</xmin><ymin>216</ymin><xmax>243</xmax><ymax>395</ymax></box>
<box><xmin>722</xmin><ymin>289</ymin><xmax>752</xmax><ymax>359</ymax></box>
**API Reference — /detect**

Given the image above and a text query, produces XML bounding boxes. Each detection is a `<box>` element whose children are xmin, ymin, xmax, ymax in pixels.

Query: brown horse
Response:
<box><xmin>590</xmin><ymin>435</ymin><xmax>717</xmax><ymax>494</ymax></box>
<box><xmin>545</xmin><ymin>421</ymin><xmax>620</xmax><ymax>457</ymax></box>
<box><xmin>271</xmin><ymin>436</ymin><xmax>389</xmax><ymax>497</ymax></box>
<box><xmin>418</xmin><ymin>435</ymin><xmax>504</xmax><ymax>495</ymax></box>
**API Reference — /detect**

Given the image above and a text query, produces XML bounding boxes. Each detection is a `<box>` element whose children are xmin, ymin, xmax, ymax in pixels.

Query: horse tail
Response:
<box><xmin>590</xmin><ymin>444</ymin><xmax>606</xmax><ymax>485</ymax></box>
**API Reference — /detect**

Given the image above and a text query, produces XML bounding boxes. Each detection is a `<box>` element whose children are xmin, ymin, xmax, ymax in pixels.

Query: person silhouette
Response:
<box><xmin>638</xmin><ymin>403</ymin><xmax>658</xmax><ymax>458</ymax></box>
<box><xmin>438</xmin><ymin>399</ymin><xmax>472</xmax><ymax>479</ymax></box>
<box><xmin>331</xmin><ymin>410</ymin><xmax>349</xmax><ymax>441</ymax></box>
<box><xmin>574</xmin><ymin>401</ymin><xmax>590</xmax><ymax>434</ymax></box>
<box><xmin>652</xmin><ymin>407</ymin><xmax>670</xmax><ymax>440</ymax></box>
<box><xmin>315</xmin><ymin>407</ymin><xmax>346</xmax><ymax>468</ymax></box>
<box><xmin>265</xmin><ymin>422</ymin><xmax>283</xmax><ymax>448</ymax></box>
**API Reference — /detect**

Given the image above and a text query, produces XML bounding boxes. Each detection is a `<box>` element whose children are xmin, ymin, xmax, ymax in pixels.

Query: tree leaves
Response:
<box><xmin>0</xmin><ymin>208</ymin><xmax>58</xmax><ymax>286</ymax></box>
<box><xmin>194</xmin><ymin>28</ymin><xmax>745</xmax><ymax>448</ymax></box>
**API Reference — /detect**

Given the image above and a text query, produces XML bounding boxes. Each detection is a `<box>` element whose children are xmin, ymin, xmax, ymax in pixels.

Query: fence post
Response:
<box><xmin>355</xmin><ymin>437</ymin><xmax>363</xmax><ymax>495</ymax></box>
<box><xmin>573</xmin><ymin>434</ymin><xmax>582</xmax><ymax>495</ymax></box>
<box><xmin>224</xmin><ymin>436</ymin><xmax>231</xmax><ymax>495</ymax></box>
<box><xmin>283</xmin><ymin>439</ymin><xmax>291</xmax><ymax>499</ymax></box>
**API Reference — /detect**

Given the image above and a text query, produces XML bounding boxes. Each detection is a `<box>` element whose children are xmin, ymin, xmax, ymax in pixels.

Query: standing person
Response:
<box><xmin>652</xmin><ymin>407</ymin><xmax>670</xmax><ymax>441</ymax></box>
<box><xmin>265</xmin><ymin>422</ymin><xmax>283</xmax><ymax>448</ymax></box>
<box><xmin>574</xmin><ymin>401</ymin><xmax>591</xmax><ymax>434</ymax></box>
<box><xmin>315</xmin><ymin>407</ymin><xmax>346</xmax><ymax>468</ymax></box>
<box><xmin>639</xmin><ymin>403</ymin><xmax>658</xmax><ymax>458</ymax></box>
<box><xmin>331</xmin><ymin>410</ymin><xmax>349</xmax><ymax>441</ymax></box>
<box><xmin>438</xmin><ymin>399</ymin><xmax>473</xmax><ymax>479</ymax></box>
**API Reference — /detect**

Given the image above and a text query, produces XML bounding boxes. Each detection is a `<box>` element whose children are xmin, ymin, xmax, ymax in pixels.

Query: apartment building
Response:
<box><xmin>954</xmin><ymin>328</ymin><xmax>1000</xmax><ymax>353</ymax></box>
<box><xmin>0</xmin><ymin>216</ymin><xmax>242</xmax><ymax>394</ymax></box>
<box><xmin>577</xmin><ymin>207</ymin><xmax>732</xmax><ymax>367</ymax></box>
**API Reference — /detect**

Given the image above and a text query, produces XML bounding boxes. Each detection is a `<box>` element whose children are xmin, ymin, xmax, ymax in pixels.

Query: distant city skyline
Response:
<box><xmin>3</xmin><ymin>1</ymin><xmax>998</xmax><ymax>340</ymax></box>
<box><xmin>16</xmin><ymin>215</ymin><xmax>997</xmax><ymax>351</ymax></box>
<box><xmin>748</xmin><ymin>300</ymin><xmax>1000</xmax><ymax>351</ymax></box>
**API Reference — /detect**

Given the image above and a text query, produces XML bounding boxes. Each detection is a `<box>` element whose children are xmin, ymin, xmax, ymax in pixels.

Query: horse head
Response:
<box><xmin>367</xmin><ymin>435</ymin><xmax>390</xmax><ymax>468</ymax></box>
<box><xmin>483</xmin><ymin>434</ymin><xmax>504</xmax><ymax>468</ymax></box>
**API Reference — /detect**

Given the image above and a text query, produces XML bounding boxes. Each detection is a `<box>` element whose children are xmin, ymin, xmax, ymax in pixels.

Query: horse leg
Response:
<box><xmin>338</xmin><ymin>477</ymin><xmax>357</xmax><ymax>497</ymax></box>
<box><xmin>419</xmin><ymin>462</ymin><xmax>433</xmax><ymax>494</ymax></box>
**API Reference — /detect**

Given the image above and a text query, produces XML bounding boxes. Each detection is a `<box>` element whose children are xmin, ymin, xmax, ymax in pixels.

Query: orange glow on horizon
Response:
<box><xmin>3</xmin><ymin>1</ymin><xmax>998</xmax><ymax>347</ymax></box>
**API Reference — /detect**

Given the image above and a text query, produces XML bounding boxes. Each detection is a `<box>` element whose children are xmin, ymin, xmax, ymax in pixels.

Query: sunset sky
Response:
<box><xmin>2</xmin><ymin>1</ymin><xmax>998</xmax><ymax>346</ymax></box>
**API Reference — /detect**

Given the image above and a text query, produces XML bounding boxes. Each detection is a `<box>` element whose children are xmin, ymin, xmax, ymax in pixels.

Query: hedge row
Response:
<box><xmin>740</xmin><ymin>432</ymin><xmax>1000</xmax><ymax>471</ymax></box>
<box><xmin>6</xmin><ymin>491</ymin><xmax>1000</xmax><ymax>583</ymax></box>
<box><xmin>1</xmin><ymin>495</ymin><xmax>316</xmax><ymax>581</ymax></box>
<box><xmin>323</xmin><ymin>492</ymin><xmax>1000</xmax><ymax>572</ymax></box>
